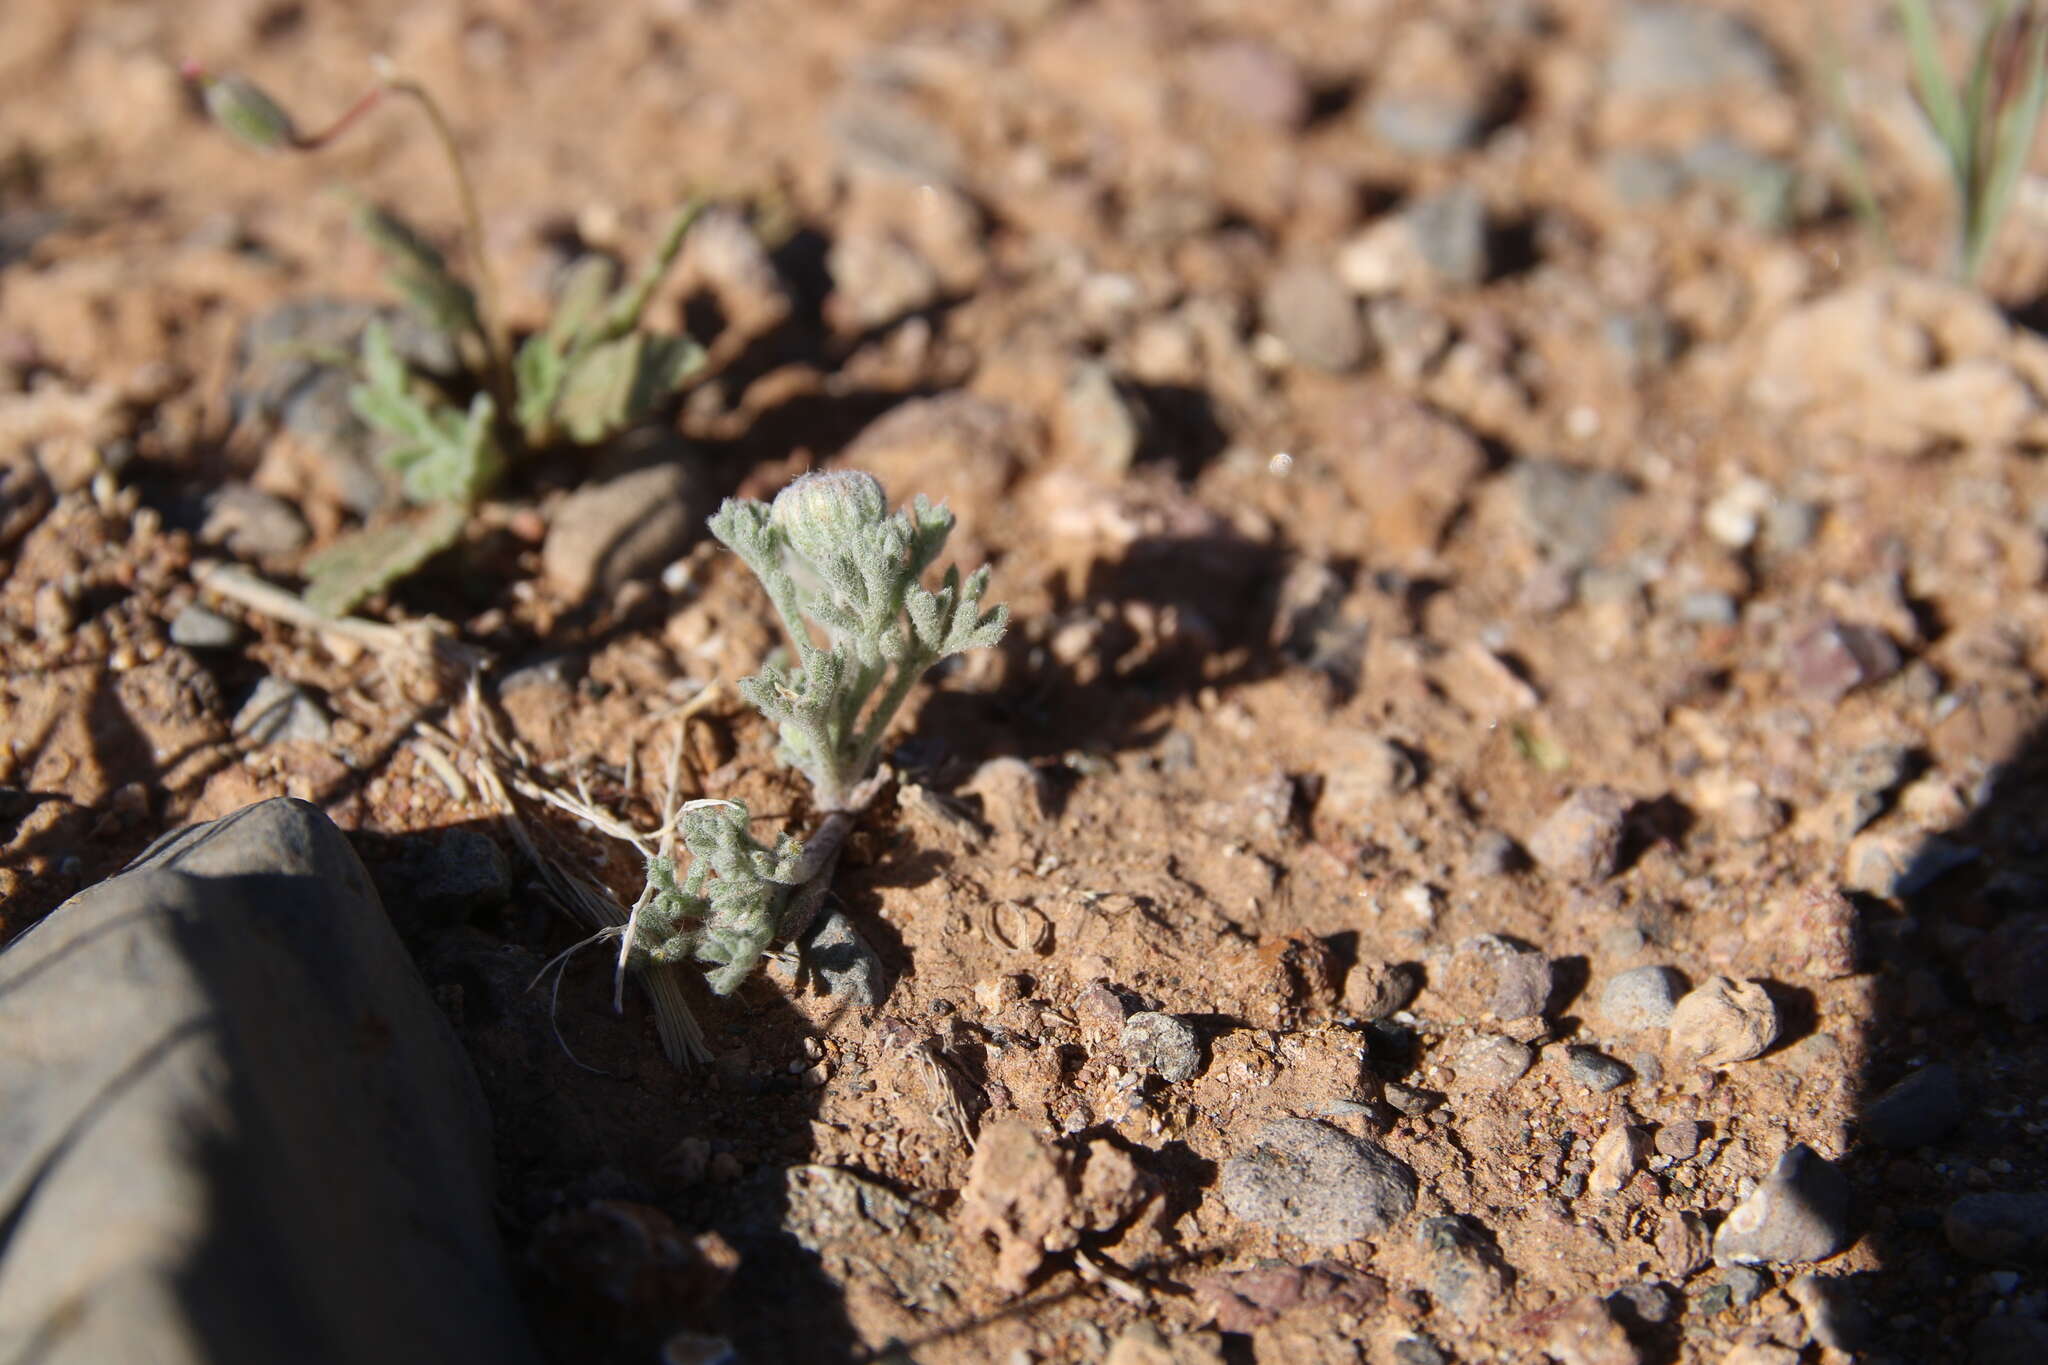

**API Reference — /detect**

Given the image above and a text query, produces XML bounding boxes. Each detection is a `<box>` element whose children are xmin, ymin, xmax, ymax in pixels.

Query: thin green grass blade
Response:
<box><xmin>1970</xmin><ymin>18</ymin><xmax>2048</xmax><ymax>278</ymax></box>
<box><xmin>1901</xmin><ymin>0</ymin><xmax>1973</xmax><ymax>178</ymax></box>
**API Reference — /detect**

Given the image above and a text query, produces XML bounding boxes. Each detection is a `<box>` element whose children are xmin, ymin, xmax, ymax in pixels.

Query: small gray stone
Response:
<box><xmin>1654</xmin><ymin>1119</ymin><xmax>1703</xmax><ymax>1161</ymax></box>
<box><xmin>1828</xmin><ymin>743</ymin><xmax>1914</xmax><ymax>796</ymax></box>
<box><xmin>1467</xmin><ymin>829</ymin><xmax>1527</xmax><ymax>878</ymax></box>
<box><xmin>1566</xmin><ymin>1045</ymin><xmax>1632</xmax><ymax>1092</ymax></box>
<box><xmin>1221</xmin><ymin>1119</ymin><xmax>1418</xmax><ymax>1245</ymax></box>
<box><xmin>1787</xmin><ymin>1273</ymin><xmax>1872</xmax><ymax>1352</ymax></box>
<box><xmin>1262</xmin><ymin>262</ymin><xmax>1369</xmax><ymax>373</ymax></box>
<box><xmin>800</xmin><ymin>907</ymin><xmax>889</xmax><ymax>1008</ymax></box>
<box><xmin>168</xmin><ymin>603</ymin><xmax>243</xmax><ymax>650</ymax></box>
<box><xmin>1714</xmin><ymin>1144</ymin><xmax>1854</xmax><ymax>1265</ymax></box>
<box><xmin>1419</xmin><ymin>1215</ymin><xmax>1514</xmax><ymax>1324</ymax></box>
<box><xmin>1862</xmin><ymin>1063</ymin><xmax>1966</xmax><ymax>1149</ymax></box>
<box><xmin>1607</xmin><ymin>2</ymin><xmax>1781</xmax><ymax>94</ymax></box>
<box><xmin>1602</xmin><ymin>148</ymin><xmax>1687</xmax><ymax>205</ymax></box>
<box><xmin>1368</xmin><ymin>95</ymin><xmax>1486</xmax><ymax>156</ymax></box>
<box><xmin>1677</xmin><ymin>590</ymin><xmax>1738</xmax><ymax>625</ymax></box>
<box><xmin>1385</xmin><ymin>1082</ymin><xmax>1440</xmax><ymax>1116</ymax></box>
<box><xmin>1121</xmin><ymin>1011</ymin><xmax>1203</xmax><ymax>1084</ymax></box>
<box><xmin>1528</xmin><ymin>786</ymin><xmax>1633</xmax><ymax>882</ymax></box>
<box><xmin>1763</xmin><ymin>499</ymin><xmax>1820</xmax><ymax>552</ymax></box>
<box><xmin>1058</xmin><ymin>361</ymin><xmax>1142</xmax><ymax>477</ymax></box>
<box><xmin>1456</xmin><ymin>1033</ymin><xmax>1535</xmax><ymax>1090</ymax></box>
<box><xmin>1607</xmin><ymin>1280</ymin><xmax>1676</xmax><ymax>1328</ymax></box>
<box><xmin>232</xmin><ymin>676</ymin><xmax>333</xmax><ymax>746</ymax></box>
<box><xmin>1681</xmin><ymin>137</ymin><xmax>1796</xmax><ymax>229</ymax></box>
<box><xmin>1393</xmin><ymin>1338</ymin><xmax>1450</xmax><ymax>1365</ymax></box>
<box><xmin>1945</xmin><ymin>1192</ymin><xmax>2048</xmax><ymax>1264</ymax></box>
<box><xmin>541</xmin><ymin>458</ymin><xmax>700</xmax><ymax>603</ymax></box>
<box><xmin>1509</xmin><ymin>460</ymin><xmax>1636</xmax><ymax>568</ymax></box>
<box><xmin>1602</xmin><ymin>306</ymin><xmax>1681</xmax><ymax>371</ymax></box>
<box><xmin>201</xmin><ymin>484</ymin><xmax>310</xmax><ymax>559</ymax></box>
<box><xmin>1404</xmin><ymin>184</ymin><xmax>1489</xmax><ymax>287</ymax></box>
<box><xmin>1444</xmin><ymin>934</ymin><xmax>1554</xmax><ymax>1021</ymax></box>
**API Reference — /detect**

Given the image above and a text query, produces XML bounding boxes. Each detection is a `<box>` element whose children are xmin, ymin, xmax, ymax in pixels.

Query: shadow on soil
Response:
<box><xmin>1830</xmin><ymin>716</ymin><xmax>2048</xmax><ymax>1363</ymax></box>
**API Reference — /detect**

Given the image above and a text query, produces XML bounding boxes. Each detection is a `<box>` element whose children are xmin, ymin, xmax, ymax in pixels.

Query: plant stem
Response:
<box><xmin>382</xmin><ymin>75</ymin><xmax>514</xmax><ymax>418</ymax></box>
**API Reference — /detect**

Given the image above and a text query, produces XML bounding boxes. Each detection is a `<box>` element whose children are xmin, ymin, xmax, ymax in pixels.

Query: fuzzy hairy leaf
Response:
<box><xmin>349</xmin><ymin>322</ymin><xmax>504</xmax><ymax>505</ymax></box>
<box><xmin>353</xmin><ymin>200</ymin><xmax>482</xmax><ymax>340</ymax></box>
<box><xmin>301</xmin><ymin>501</ymin><xmax>468</xmax><ymax>618</ymax></box>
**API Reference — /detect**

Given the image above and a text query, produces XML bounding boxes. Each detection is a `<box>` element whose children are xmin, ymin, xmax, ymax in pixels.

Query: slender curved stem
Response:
<box><xmin>382</xmin><ymin>76</ymin><xmax>513</xmax><ymax>416</ymax></box>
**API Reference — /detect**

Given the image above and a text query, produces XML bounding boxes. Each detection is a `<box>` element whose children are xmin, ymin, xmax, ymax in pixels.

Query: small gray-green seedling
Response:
<box><xmin>621</xmin><ymin>471</ymin><xmax>1007</xmax><ymax>994</ymax></box>
<box><xmin>186</xmin><ymin>60</ymin><xmax>705</xmax><ymax>614</ymax></box>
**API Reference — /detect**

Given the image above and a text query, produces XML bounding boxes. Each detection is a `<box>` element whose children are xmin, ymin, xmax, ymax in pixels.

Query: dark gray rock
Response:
<box><xmin>1222</xmin><ymin>1119</ymin><xmax>1418</xmax><ymax>1245</ymax></box>
<box><xmin>232</xmin><ymin>676</ymin><xmax>334</xmax><ymax>746</ymax></box>
<box><xmin>1467</xmin><ymin>829</ymin><xmax>1527</xmax><ymax>878</ymax></box>
<box><xmin>1862</xmin><ymin>1063</ymin><xmax>1965</xmax><ymax>1149</ymax></box>
<box><xmin>1787</xmin><ymin>1273</ymin><xmax>1873</xmax><ymax>1352</ymax></box>
<box><xmin>1404</xmin><ymin>184</ymin><xmax>1490</xmax><ymax>287</ymax></box>
<box><xmin>1509</xmin><ymin>460</ymin><xmax>1635</xmax><ymax>569</ymax></box>
<box><xmin>1121</xmin><ymin>1011</ymin><xmax>1204</xmax><ymax>1083</ymax></box>
<box><xmin>1946</xmin><ymin>1192</ymin><xmax>2048</xmax><ymax>1264</ymax></box>
<box><xmin>1714</xmin><ymin>1144</ymin><xmax>1854</xmax><ymax>1265</ymax></box>
<box><xmin>1607</xmin><ymin>2</ymin><xmax>1780</xmax><ymax>94</ymax></box>
<box><xmin>0</xmin><ymin>797</ymin><xmax>538</xmax><ymax>1364</ymax></box>
<box><xmin>1567</xmin><ymin>1045</ymin><xmax>1633</xmax><ymax>1092</ymax></box>
<box><xmin>1420</xmin><ymin>1214</ymin><xmax>1515</xmax><ymax>1324</ymax></box>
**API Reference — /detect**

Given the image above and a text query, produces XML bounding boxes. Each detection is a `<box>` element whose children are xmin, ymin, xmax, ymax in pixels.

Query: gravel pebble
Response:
<box><xmin>1542</xmin><ymin>1294</ymin><xmax>1643</xmax><ymax>1365</ymax></box>
<box><xmin>542</xmin><ymin>458</ymin><xmax>700</xmax><ymax>603</ymax></box>
<box><xmin>1827</xmin><ymin>742</ymin><xmax>1914</xmax><ymax>796</ymax></box>
<box><xmin>1528</xmin><ymin>786</ymin><xmax>1633</xmax><ymax>881</ymax></box>
<box><xmin>1667</xmin><ymin>976</ymin><xmax>1780</xmax><ymax>1067</ymax></box>
<box><xmin>1567</xmin><ymin>1045</ymin><xmax>1633</xmax><ymax>1092</ymax></box>
<box><xmin>1466</xmin><ymin>829</ymin><xmax>1527</xmax><ymax>878</ymax></box>
<box><xmin>1944</xmin><ymin>1192</ymin><xmax>2048</xmax><ymax>1264</ymax></box>
<box><xmin>1404</xmin><ymin>184</ymin><xmax>1490</xmax><ymax>287</ymax></box>
<box><xmin>1713</xmin><ymin>1144</ymin><xmax>1853</xmax><ymax>1265</ymax></box>
<box><xmin>1261</xmin><ymin>262</ymin><xmax>1369</xmax><ymax>373</ymax></box>
<box><xmin>1786</xmin><ymin>619</ymin><xmax>1901</xmax><ymax>701</ymax></box>
<box><xmin>1607</xmin><ymin>1</ymin><xmax>1781</xmax><ymax>94</ymax></box>
<box><xmin>1121</xmin><ymin>1011</ymin><xmax>1204</xmax><ymax>1084</ymax></box>
<box><xmin>1443</xmin><ymin>934</ymin><xmax>1554</xmax><ymax>1021</ymax></box>
<box><xmin>232</xmin><ymin>676</ymin><xmax>333</xmax><ymax>746</ymax></box>
<box><xmin>1456</xmin><ymin>1033</ymin><xmax>1535</xmax><ymax>1090</ymax></box>
<box><xmin>1221</xmin><ymin>1119</ymin><xmax>1417</xmax><ymax>1245</ymax></box>
<box><xmin>1419</xmin><ymin>1215</ymin><xmax>1514</xmax><ymax>1325</ymax></box>
<box><xmin>168</xmin><ymin>603</ymin><xmax>242</xmax><ymax>650</ymax></box>
<box><xmin>1342</xmin><ymin>959</ymin><xmax>1419</xmax><ymax>1021</ymax></box>
<box><xmin>1598</xmin><ymin>965</ymin><xmax>1687</xmax><ymax>1032</ymax></box>
<box><xmin>1862</xmin><ymin>1063</ymin><xmax>1966</xmax><ymax>1149</ymax></box>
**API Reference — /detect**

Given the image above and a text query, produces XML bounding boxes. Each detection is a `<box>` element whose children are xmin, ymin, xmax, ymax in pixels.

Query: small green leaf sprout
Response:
<box><xmin>184</xmin><ymin>59</ymin><xmax>705</xmax><ymax>613</ymax></box>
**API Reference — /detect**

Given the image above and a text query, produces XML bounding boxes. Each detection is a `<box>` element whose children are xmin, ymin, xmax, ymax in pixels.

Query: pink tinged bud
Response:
<box><xmin>200</xmin><ymin>73</ymin><xmax>299</xmax><ymax>151</ymax></box>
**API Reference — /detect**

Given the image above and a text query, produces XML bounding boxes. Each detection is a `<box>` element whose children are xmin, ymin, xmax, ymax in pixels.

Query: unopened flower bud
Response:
<box><xmin>771</xmin><ymin>470</ymin><xmax>888</xmax><ymax>564</ymax></box>
<box><xmin>197</xmin><ymin>72</ymin><xmax>299</xmax><ymax>151</ymax></box>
